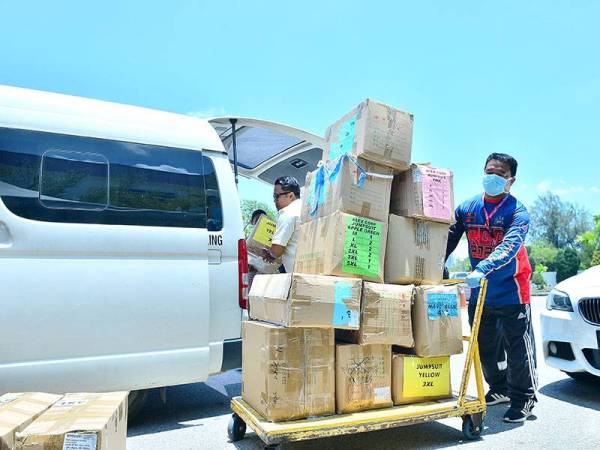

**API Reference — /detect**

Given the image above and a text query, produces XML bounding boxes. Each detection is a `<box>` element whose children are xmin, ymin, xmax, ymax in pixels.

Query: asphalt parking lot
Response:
<box><xmin>127</xmin><ymin>297</ymin><xmax>600</xmax><ymax>450</ymax></box>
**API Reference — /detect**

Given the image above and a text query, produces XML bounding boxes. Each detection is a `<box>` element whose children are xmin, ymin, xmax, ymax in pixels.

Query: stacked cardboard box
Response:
<box><xmin>309</xmin><ymin>99</ymin><xmax>417</xmax><ymax>414</ymax></box>
<box><xmin>16</xmin><ymin>392</ymin><xmax>128</xmax><ymax>450</ymax></box>
<box><xmin>243</xmin><ymin>98</ymin><xmax>463</xmax><ymax>421</ymax></box>
<box><xmin>320</xmin><ymin>100</ymin><xmax>461</xmax><ymax>407</ymax></box>
<box><xmin>0</xmin><ymin>393</ymin><xmax>61</xmax><ymax>450</ymax></box>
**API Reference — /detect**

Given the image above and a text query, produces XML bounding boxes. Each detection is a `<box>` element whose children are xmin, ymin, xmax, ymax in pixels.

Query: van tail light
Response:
<box><xmin>238</xmin><ymin>239</ymin><xmax>249</xmax><ymax>309</ymax></box>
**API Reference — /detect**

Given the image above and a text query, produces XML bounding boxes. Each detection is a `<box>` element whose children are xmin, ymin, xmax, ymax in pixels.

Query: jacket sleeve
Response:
<box><xmin>475</xmin><ymin>205</ymin><xmax>530</xmax><ymax>275</ymax></box>
<box><xmin>445</xmin><ymin>205</ymin><xmax>465</xmax><ymax>260</ymax></box>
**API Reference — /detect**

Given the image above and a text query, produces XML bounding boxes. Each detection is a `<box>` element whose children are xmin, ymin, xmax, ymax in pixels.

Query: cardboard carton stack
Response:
<box><xmin>16</xmin><ymin>392</ymin><xmax>128</xmax><ymax>450</ymax></box>
<box><xmin>0</xmin><ymin>393</ymin><xmax>61</xmax><ymax>450</ymax></box>
<box><xmin>243</xmin><ymin>98</ymin><xmax>463</xmax><ymax>422</ymax></box>
<box><xmin>317</xmin><ymin>99</ymin><xmax>461</xmax><ymax>408</ymax></box>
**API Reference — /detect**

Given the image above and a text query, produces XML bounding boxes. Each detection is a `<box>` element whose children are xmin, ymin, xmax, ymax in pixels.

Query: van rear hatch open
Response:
<box><xmin>209</xmin><ymin>117</ymin><xmax>324</xmax><ymax>187</ymax></box>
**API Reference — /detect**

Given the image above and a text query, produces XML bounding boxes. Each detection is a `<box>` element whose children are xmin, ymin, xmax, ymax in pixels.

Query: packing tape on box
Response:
<box><xmin>308</xmin><ymin>155</ymin><xmax>366</xmax><ymax>218</ymax></box>
<box><xmin>414</xmin><ymin>219</ymin><xmax>431</xmax><ymax>249</ymax></box>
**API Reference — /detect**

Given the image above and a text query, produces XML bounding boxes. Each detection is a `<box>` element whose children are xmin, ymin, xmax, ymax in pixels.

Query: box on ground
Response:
<box><xmin>249</xmin><ymin>273</ymin><xmax>362</xmax><ymax>329</ymax></box>
<box><xmin>337</xmin><ymin>282</ymin><xmax>414</xmax><ymax>347</ymax></box>
<box><xmin>295</xmin><ymin>212</ymin><xmax>387</xmax><ymax>283</ymax></box>
<box><xmin>246</xmin><ymin>214</ymin><xmax>277</xmax><ymax>255</ymax></box>
<box><xmin>392</xmin><ymin>354</ymin><xmax>452</xmax><ymax>405</ymax></box>
<box><xmin>335</xmin><ymin>343</ymin><xmax>392</xmax><ymax>414</ymax></box>
<box><xmin>413</xmin><ymin>285</ymin><xmax>463</xmax><ymax>357</ymax></box>
<box><xmin>16</xmin><ymin>392</ymin><xmax>128</xmax><ymax>450</ymax></box>
<box><xmin>390</xmin><ymin>163</ymin><xmax>454</xmax><ymax>224</ymax></box>
<box><xmin>0</xmin><ymin>393</ymin><xmax>61</xmax><ymax>450</ymax></box>
<box><xmin>242</xmin><ymin>321</ymin><xmax>335</xmax><ymax>422</ymax></box>
<box><xmin>385</xmin><ymin>215</ymin><xmax>449</xmax><ymax>285</ymax></box>
<box><xmin>324</xmin><ymin>98</ymin><xmax>413</xmax><ymax>172</ymax></box>
<box><xmin>302</xmin><ymin>155</ymin><xmax>393</xmax><ymax>223</ymax></box>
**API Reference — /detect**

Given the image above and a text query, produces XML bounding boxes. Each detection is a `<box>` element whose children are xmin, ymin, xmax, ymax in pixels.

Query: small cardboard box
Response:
<box><xmin>390</xmin><ymin>164</ymin><xmax>454</xmax><ymax>224</ymax></box>
<box><xmin>335</xmin><ymin>343</ymin><xmax>393</xmax><ymax>414</ymax></box>
<box><xmin>337</xmin><ymin>282</ymin><xmax>414</xmax><ymax>347</ymax></box>
<box><xmin>249</xmin><ymin>273</ymin><xmax>362</xmax><ymax>329</ymax></box>
<box><xmin>392</xmin><ymin>354</ymin><xmax>452</xmax><ymax>405</ymax></box>
<box><xmin>246</xmin><ymin>214</ymin><xmax>277</xmax><ymax>255</ymax></box>
<box><xmin>242</xmin><ymin>321</ymin><xmax>335</xmax><ymax>422</ymax></box>
<box><xmin>16</xmin><ymin>392</ymin><xmax>128</xmax><ymax>450</ymax></box>
<box><xmin>302</xmin><ymin>156</ymin><xmax>393</xmax><ymax>223</ymax></box>
<box><xmin>295</xmin><ymin>211</ymin><xmax>387</xmax><ymax>283</ymax></box>
<box><xmin>385</xmin><ymin>215</ymin><xmax>449</xmax><ymax>285</ymax></box>
<box><xmin>413</xmin><ymin>285</ymin><xmax>463</xmax><ymax>357</ymax></box>
<box><xmin>0</xmin><ymin>393</ymin><xmax>62</xmax><ymax>450</ymax></box>
<box><xmin>324</xmin><ymin>99</ymin><xmax>413</xmax><ymax>171</ymax></box>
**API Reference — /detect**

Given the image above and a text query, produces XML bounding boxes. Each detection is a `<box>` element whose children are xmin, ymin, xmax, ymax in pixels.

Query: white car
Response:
<box><xmin>541</xmin><ymin>265</ymin><xmax>600</xmax><ymax>381</ymax></box>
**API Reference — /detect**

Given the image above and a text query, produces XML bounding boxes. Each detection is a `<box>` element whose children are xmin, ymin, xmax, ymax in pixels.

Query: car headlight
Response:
<box><xmin>546</xmin><ymin>289</ymin><xmax>573</xmax><ymax>311</ymax></box>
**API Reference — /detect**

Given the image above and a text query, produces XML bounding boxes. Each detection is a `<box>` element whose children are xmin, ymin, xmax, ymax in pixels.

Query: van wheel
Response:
<box><xmin>127</xmin><ymin>390</ymin><xmax>149</xmax><ymax>422</ymax></box>
<box><xmin>564</xmin><ymin>371</ymin><xmax>600</xmax><ymax>382</ymax></box>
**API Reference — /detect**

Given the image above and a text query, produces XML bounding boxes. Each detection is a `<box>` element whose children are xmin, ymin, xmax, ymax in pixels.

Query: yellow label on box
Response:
<box><xmin>253</xmin><ymin>217</ymin><xmax>276</xmax><ymax>247</ymax></box>
<box><xmin>402</xmin><ymin>356</ymin><xmax>450</xmax><ymax>398</ymax></box>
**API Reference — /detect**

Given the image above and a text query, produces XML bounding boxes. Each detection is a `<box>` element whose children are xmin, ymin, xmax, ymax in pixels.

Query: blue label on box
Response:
<box><xmin>328</xmin><ymin>114</ymin><xmax>357</xmax><ymax>160</ymax></box>
<box><xmin>333</xmin><ymin>281</ymin><xmax>358</xmax><ymax>327</ymax></box>
<box><xmin>427</xmin><ymin>292</ymin><xmax>458</xmax><ymax>320</ymax></box>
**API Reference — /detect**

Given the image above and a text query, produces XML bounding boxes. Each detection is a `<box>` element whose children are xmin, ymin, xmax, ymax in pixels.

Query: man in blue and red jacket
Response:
<box><xmin>446</xmin><ymin>153</ymin><xmax>537</xmax><ymax>423</ymax></box>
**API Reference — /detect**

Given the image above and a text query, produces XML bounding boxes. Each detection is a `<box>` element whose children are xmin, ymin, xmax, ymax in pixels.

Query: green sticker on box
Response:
<box><xmin>342</xmin><ymin>215</ymin><xmax>382</xmax><ymax>278</ymax></box>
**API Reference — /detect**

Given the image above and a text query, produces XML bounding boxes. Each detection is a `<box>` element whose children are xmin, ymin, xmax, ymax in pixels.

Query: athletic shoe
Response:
<box><xmin>485</xmin><ymin>390</ymin><xmax>510</xmax><ymax>405</ymax></box>
<box><xmin>503</xmin><ymin>399</ymin><xmax>535</xmax><ymax>423</ymax></box>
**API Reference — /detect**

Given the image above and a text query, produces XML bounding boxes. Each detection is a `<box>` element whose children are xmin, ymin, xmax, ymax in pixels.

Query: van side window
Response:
<box><xmin>40</xmin><ymin>150</ymin><xmax>109</xmax><ymax>210</ymax></box>
<box><xmin>0</xmin><ymin>128</ymin><xmax>222</xmax><ymax>230</ymax></box>
<box><xmin>202</xmin><ymin>156</ymin><xmax>223</xmax><ymax>232</ymax></box>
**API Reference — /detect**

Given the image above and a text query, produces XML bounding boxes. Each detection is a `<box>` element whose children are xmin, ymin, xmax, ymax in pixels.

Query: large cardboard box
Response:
<box><xmin>0</xmin><ymin>393</ymin><xmax>61</xmax><ymax>450</ymax></box>
<box><xmin>242</xmin><ymin>321</ymin><xmax>335</xmax><ymax>422</ymax></box>
<box><xmin>249</xmin><ymin>273</ymin><xmax>362</xmax><ymax>329</ymax></box>
<box><xmin>295</xmin><ymin>212</ymin><xmax>387</xmax><ymax>283</ymax></box>
<box><xmin>324</xmin><ymin>99</ymin><xmax>413</xmax><ymax>171</ymax></box>
<box><xmin>302</xmin><ymin>156</ymin><xmax>393</xmax><ymax>223</ymax></box>
<box><xmin>335</xmin><ymin>344</ymin><xmax>392</xmax><ymax>414</ymax></box>
<box><xmin>16</xmin><ymin>392</ymin><xmax>128</xmax><ymax>450</ymax></box>
<box><xmin>413</xmin><ymin>285</ymin><xmax>463</xmax><ymax>357</ymax></box>
<box><xmin>390</xmin><ymin>164</ymin><xmax>454</xmax><ymax>224</ymax></box>
<box><xmin>337</xmin><ymin>283</ymin><xmax>414</xmax><ymax>347</ymax></box>
<box><xmin>246</xmin><ymin>214</ymin><xmax>277</xmax><ymax>255</ymax></box>
<box><xmin>385</xmin><ymin>215</ymin><xmax>449</xmax><ymax>285</ymax></box>
<box><xmin>392</xmin><ymin>354</ymin><xmax>452</xmax><ymax>405</ymax></box>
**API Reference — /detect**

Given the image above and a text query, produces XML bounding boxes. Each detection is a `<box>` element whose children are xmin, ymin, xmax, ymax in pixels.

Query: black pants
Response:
<box><xmin>468</xmin><ymin>302</ymin><xmax>538</xmax><ymax>405</ymax></box>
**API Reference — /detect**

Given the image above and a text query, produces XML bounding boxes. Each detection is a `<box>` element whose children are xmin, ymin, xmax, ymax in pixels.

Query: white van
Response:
<box><xmin>0</xmin><ymin>86</ymin><xmax>323</xmax><ymax>411</ymax></box>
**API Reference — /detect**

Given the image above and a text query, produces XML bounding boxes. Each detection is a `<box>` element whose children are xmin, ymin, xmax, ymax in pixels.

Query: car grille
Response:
<box><xmin>578</xmin><ymin>298</ymin><xmax>600</xmax><ymax>326</ymax></box>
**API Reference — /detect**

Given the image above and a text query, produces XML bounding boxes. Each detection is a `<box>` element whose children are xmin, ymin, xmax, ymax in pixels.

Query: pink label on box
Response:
<box><xmin>420</xmin><ymin>167</ymin><xmax>452</xmax><ymax>221</ymax></box>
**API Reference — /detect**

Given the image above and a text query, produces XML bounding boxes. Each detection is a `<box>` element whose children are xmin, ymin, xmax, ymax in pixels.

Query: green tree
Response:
<box><xmin>449</xmin><ymin>257</ymin><xmax>471</xmax><ymax>273</ymax></box>
<box><xmin>528</xmin><ymin>240</ymin><xmax>559</xmax><ymax>271</ymax></box>
<box><xmin>592</xmin><ymin>249</ymin><xmax>600</xmax><ymax>267</ymax></box>
<box><xmin>555</xmin><ymin>248</ymin><xmax>580</xmax><ymax>282</ymax></box>
<box><xmin>577</xmin><ymin>214</ymin><xmax>600</xmax><ymax>269</ymax></box>
<box><xmin>241</xmin><ymin>199</ymin><xmax>277</xmax><ymax>235</ymax></box>
<box><xmin>530</xmin><ymin>192</ymin><xmax>591</xmax><ymax>248</ymax></box>
<box><xmin>531</xmin><ymin>272</ymin><xmax>547</xmax><ymax>289</ymax></box>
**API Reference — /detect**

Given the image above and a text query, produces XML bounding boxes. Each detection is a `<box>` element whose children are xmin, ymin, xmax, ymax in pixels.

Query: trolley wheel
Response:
<box><xmin>462</xmin><ymin>415</ymin><xmax>482</xmax><ymax>440</ymax></box>
<box><xmin>227</xmin><ymin>413</ymin><xmax>246</xmax><ymax>442</ymax></box>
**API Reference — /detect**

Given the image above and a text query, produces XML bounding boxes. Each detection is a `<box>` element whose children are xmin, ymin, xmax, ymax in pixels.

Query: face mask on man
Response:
<box><xmin>483</xmin><ymin>173</ymin><xmax>509</xmax><ymax>196</ymax></box>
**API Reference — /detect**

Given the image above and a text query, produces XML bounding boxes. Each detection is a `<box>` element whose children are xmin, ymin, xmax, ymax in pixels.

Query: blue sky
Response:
<box><xmin>1</xmin><ymin>1</ymin><xmax>599</xmax><ymax>214</ymax></box>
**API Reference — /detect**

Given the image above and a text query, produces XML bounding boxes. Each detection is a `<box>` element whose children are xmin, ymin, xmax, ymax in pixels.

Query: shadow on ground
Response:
<box><xmin>539</xmin><ymin>376</ymin><xmax>600</xmax><ymax>411</ymax></box>
<box><xmin>128</xmin><ymin>369</ymin><xmax>242</xmax><ymax>437</ymax></box>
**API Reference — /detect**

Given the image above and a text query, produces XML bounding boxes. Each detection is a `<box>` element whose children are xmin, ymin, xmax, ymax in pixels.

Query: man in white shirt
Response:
<box><xmin>262</xmin><ymin>176</ymin><xmax>302</xmax><ymax>273</ymax></box>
